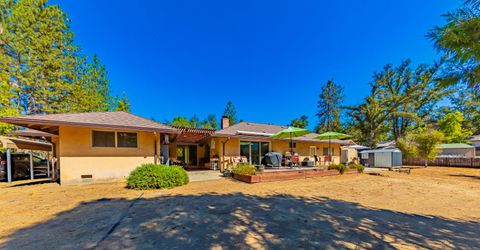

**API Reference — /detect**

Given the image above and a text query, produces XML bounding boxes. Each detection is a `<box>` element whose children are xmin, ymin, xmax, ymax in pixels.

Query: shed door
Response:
<box><xmin>367</xmin><ymin>153</ymin><xmax>375</xmax><ymax>166</ymax></box>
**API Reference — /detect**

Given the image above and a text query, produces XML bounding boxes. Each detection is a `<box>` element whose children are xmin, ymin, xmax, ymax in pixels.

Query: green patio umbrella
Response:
<box><xmin>271</xmin><ymin>127</ymin><xmax>310</xmax><ymax>154</ymax></box>
<box><xmin>315</xmin><ymin>132</ymin><xmax>352</xmax><ymax>163</ymax></box>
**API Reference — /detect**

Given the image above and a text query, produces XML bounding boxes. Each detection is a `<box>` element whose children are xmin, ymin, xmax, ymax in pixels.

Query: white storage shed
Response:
<box><xmin>360</xmin><ymin>147</ymin><xmax>402</xmax><ymax>167</ymax></box>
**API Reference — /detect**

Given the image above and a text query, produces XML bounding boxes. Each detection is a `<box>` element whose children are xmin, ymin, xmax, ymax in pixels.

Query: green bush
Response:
<box><xmin>348</xmin><ymin>163</ymin><xmax>365</xmax><ymax>173</ymax></box>
<box><xmin>232</xmin><ymin>163</ymin><xmax>257</xmax><ymax>176</ymax></box>
<box><xmin>328</xmin><ymin>163</ymin><xmax>347</xmax><ymax>174</ymax></box>
<box><xmin>127</xmin><ymin>164</ymin><xmax>189</xmax><ymax>190</ymax></box>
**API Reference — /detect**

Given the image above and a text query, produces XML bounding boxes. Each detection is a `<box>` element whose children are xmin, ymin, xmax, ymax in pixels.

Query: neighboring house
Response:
<box><xmin>467</xmin><ymin>135</ymin><xmax>480</xmax><ymax>157</ymax></box>
<box><xmin>0</xmin><ymin>113</ymin><xmax>350</xmax><ymax>184</ymax></box>
<box><xmin>437</xmin><ymin>143</ymin><xmax>476</xmax><ymax>158</ymax></box>
<box><xmin>210</xmin><ymin>117</ymin><xmax>349</xmax><ymax>167</ymax></box>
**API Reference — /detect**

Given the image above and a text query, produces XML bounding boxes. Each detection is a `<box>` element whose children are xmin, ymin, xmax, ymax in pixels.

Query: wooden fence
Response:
<box><xmin>404</xmin><ymin>157</ymin><xmax>480</xmax><ymax>168</ymax></box>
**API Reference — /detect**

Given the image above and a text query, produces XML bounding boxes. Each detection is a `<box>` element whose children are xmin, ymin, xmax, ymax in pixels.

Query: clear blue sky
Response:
<box><xmin>52</xmin><ymin>0</ymin><xmax>461</xmax><ymax>128</ymax></box>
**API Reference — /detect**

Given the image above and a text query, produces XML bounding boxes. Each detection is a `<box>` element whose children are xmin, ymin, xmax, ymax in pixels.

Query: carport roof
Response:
<box><xmin>0</xmin><ymin>111</ymin><xmax>180</xmax><ymax>135</ymax></box>
<box><xmin>0</xmin><ymin>136</ymin><xmax>52</xmax><ymax>151</ymax></box>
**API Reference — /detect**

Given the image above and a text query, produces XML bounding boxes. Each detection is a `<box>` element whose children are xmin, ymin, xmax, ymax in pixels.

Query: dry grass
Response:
<box><xmin>0</xmin><ymin>167</ymin><xmax>479</xmax><ymax>249</ymax></box>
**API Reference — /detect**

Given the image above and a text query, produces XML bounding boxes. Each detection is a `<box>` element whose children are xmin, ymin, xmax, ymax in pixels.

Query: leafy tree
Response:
<box><xmin>396</xmin><ymin>133</ymin><xmax>418</xmax><ymax>160</ymax></box>
<box><xmin>414</xmin><ymin>129</ymin><xmax>444</xmax><ymax>167</ymax></box>
<box><xmin>375</xmin><ymin>60</ymin><xmax>447</xmax><ymax>140</ymax></box>
<box><xmin>429</xmin><ymin>0</ymin><xmax>480</xmax><ymax>92</ymax></box>
<box><xmin>223</xmin><ymin>101</ymin><xmax>237</xmax><ymax>125</ymax></box>
<box><xmin>113</xmin><ymin>92</ymin><xmax>131</xmax><ymax>112</ymax></box>
<box><xmin>449</xmin><ymin>86</ymin><xmax>480</xmax><ymax>134</ymax></box>
<box><xmin>438</xmin><ymin>111</ymin><xmax>472</xmax><ymax>143</ymax></box>
<box><xmin>170</xmin><ymin>117</ymin><xmax>193</xmax><ymax>127</ymax></box>
<box><xmin>316</xmin><ymin>79</ymin><xmax>344</xmax><ymax>133</ymax></box>
<box><xmin>290</xmin><ymin>115</ymin><xmax>308</xmax><ymax>128</ymax></box>
<box><xmin>202</xmin><ymin>114</ymin><xmax>217</xmax><ymax>129</ymax></box>
<box><xmin>346</xmin><ymin>95</ymin><xmax>390</xmax><ymax>148</ymax></box>
<box><xmin>0</xmin><ymin>81</ymin><xmax>18</xmax><ymax>134</ymax></box>
<box><xmin>189</xmin><ymin>114</ymin><xmax>200</xmax><ymax>128</ymax></box>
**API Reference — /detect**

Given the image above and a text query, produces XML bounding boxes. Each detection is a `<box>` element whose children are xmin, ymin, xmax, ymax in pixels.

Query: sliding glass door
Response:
<box><xmin>177</xmin><ymin>145</ymin><xmax>197</xmax><ymax>166</ymax></box>
<box><xmin>240</xmin><ymin>141</ymin><xmax>270</xmax><ymax>165</ymax></box>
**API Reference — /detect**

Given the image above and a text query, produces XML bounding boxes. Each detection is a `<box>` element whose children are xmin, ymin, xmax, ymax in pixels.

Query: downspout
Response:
<box><xmin>154</xmin><ymin>132</ymin><xmax>158</xmax><ymax>164</ymax></box>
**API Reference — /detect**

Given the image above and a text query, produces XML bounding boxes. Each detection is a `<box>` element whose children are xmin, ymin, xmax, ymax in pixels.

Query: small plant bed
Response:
<box><xmin>231</xmin><ymin>163</ymin><xmax>261</xmax><ymax>183</ymax></box>
<box><xmin>127</xmin><ymin>164</ymin><xmax>189</xmax><ymax>190</ymax></box>
<box><xmin>233</xmin><ymin>166</ymin><xmax>362</xmax><ymax>183</ymax></box>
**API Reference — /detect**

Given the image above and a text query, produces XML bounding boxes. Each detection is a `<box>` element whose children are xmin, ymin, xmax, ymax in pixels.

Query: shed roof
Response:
<box><xmin>466</xmin><ymin>135</ymin><xmax>480</xmax><ymax>141</ymax></box>
<box><xmin>437</xmin><ymin>143</ymin><xmax>474</xmax><ymax>149</ymax></box>
<box><xmin>361</xmin><ymin>147</ymin><xmax>401</xmax><ymax>154</ymax></box>
<box><xmin>0</xmin><ymin>111</ymin><xmax>180</xmax><ymax>135</ymax></box>
<box><xmin>213</xmin><ymin>122</ymin><xmax>349</xmax><ymax>144</ymax></box>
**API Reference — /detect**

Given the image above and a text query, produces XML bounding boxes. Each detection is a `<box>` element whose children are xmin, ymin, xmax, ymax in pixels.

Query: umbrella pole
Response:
<box><xmin>329</xmin><ymin>136</ymin><xmax>331</xmax><ymax>166</ymax></box>
<box><xmin>290</xmin><ymin>133</ymin><xmax>293</xmax><ymax>168</ymax></box>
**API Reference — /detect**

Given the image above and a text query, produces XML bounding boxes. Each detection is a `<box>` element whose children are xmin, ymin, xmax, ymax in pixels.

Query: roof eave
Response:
<box><xmin>0</xmin><ymin>117</ymin><xmax>181</xmax><ymax>134</ymax></box>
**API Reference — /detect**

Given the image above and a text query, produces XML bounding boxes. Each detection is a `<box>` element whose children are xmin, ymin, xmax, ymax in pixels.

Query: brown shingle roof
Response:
<box><xmin>0</xmin><ymin>111</ymin><xmax>179</xmax><ymax>134</ymax></box>
<box><xmin>213</xmin><ymin>122</ymin><xmax>349</xmax><ymax>144</ymax></box>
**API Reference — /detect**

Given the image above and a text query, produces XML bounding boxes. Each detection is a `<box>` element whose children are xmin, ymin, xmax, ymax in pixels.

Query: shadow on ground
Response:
<box><xmin>448</xmin><ymin>174</ymin><xmax>480</xmax><ymax>180</ymax></box>
<box><xmin>1</xmin><ymin>193</ymin><xmax>479</xmax><ymax>249</ymax></box>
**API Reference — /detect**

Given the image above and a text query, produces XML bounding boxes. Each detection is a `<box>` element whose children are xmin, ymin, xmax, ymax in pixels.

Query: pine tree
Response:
<box><xmin>316</xmin><ymin>80</ymin><xmax>344</xmax><ymax>133</ymax></box>
<box><xmin>429</xmin><ymin>0</ymin><xmax>480</xmax><ymax>92</ymax></box>
<box><xmin>223</xmin><ymin>101</ymin><xmax>237</xmax><ymax>125</ymax></box>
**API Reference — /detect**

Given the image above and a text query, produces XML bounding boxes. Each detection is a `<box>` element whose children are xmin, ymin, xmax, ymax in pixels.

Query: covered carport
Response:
<box><xmin>0</xmin><ymin>134</ymin><xmax>54</xmax><ymax>183</ymax></box>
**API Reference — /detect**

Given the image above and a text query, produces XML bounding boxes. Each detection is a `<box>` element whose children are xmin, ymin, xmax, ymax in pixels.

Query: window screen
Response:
<box><xmin>117</xmin><ymin>132</ymin><xmax>138</xmax><ymax>148</ymax></box>
<box><xmin>92</xmin><ymin>131</ymin><xmax>115</xmax><ymax>147</ymax></box>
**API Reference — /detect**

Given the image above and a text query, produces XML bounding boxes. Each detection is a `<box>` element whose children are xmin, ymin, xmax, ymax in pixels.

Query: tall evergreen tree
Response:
<box><xmin>0</xmin><ymin>0</ymin><xmax>130</xmax><ymax>124</ymax></box>
<box><xmin>0</xmin><ymin>0</ymin><xmax>76</xmax><ymax>114</ymax></box>
<box><xmin>223</xmin><ymin>101</ymin><xmax>237</xmax><ymax>125</ymax></box>
<box><xmin>429</xmin><ymin>0</ymin><xmax>480</xmax><ymax>92</ymax></box>
<box><xmin>316</xmin><ymin>79</ymin><xmax>344</xmax><ymax>133</ymax></box>
<box><xmin>70</xmin><ymin>54</ymin><xmax>113</xmax><ymax>112</ymax></box>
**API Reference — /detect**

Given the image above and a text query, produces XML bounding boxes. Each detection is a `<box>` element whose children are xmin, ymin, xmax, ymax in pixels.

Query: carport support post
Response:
<box><xmin>6</xmin><ymin>148</ymin><xmax>11</xmax><ymax>183</ymax></box>
<box><xmin>46</xmin><ymin>152</ymin><xmax>50</xmax><ymax>178</ymax></box>
<box><xmin>29</xmin><ymin>150</ymin><xmax>34</xmax><ymax>180</ymax></box>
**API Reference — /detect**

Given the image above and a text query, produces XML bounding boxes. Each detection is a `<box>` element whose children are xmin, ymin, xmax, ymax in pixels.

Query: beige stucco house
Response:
<box><xmin>0</xmin><ymin>112</ymin><xmax>180</xmax><ymax>184</ymax></box>
<box><xmin>0</xmin><ymin>113</ymin><xmax>348</xmax><ymax>184</ymax></box>
<box><xmin>210</xmin><ymin>117</ymin><xmax>348</xmax><ymax>169</ymax></box>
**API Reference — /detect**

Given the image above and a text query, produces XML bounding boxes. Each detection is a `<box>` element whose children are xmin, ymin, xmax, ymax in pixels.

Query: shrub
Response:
<box><xmin>127</xmin><ymin>164</ymin><xmax>189</xmax><ymax>190</ymax></box>
<box><xmin>232</xmin><ymin>163</ymin><xmax>257</xmax><ymax>176</ymax></box>
<box><xmin>328</xmin><ymin>163</ymin><xmax>347</xmax><ymax>174</ymax></box>
<box><xmin>348</xmin><ymin>163</ymin><xmax>365</xmax><ymax>173</ymax></box>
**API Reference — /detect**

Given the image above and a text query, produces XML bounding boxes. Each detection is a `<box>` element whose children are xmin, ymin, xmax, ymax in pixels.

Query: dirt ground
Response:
<box><xmin>0</xmin><ymin>167</ymin><xmax>479</xmax><ymax>249</ymax></box>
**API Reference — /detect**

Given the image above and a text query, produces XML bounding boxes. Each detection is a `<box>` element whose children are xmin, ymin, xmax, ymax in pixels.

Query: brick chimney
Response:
<box><xmin>221</xmin><ymin>116</ymin><xmax>230</xmax><ymax>129</ymax></box>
